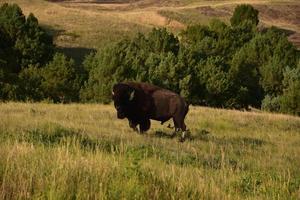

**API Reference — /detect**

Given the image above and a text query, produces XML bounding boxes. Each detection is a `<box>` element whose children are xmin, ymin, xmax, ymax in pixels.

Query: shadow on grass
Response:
<box><xmin>24</xmin><ymin>123</ymin><xmax>120</xmax><ymax>153</ymax></box>
<box><xmin>154</xmin><ymin>131</ymin><xmax>174</xmax><ymax>139</ymax></box>
<box><xmin>56</xmin><ymin>47</ymin><xmax>95</xmax><ymax>66</ymax></box>
<box><xmin>41</xmin><ymin>25</ymin><xmax>95</xmax><ymax>65</ymax></box>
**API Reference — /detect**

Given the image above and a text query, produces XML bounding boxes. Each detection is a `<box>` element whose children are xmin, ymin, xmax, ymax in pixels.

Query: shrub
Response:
<box><xmin>261</xmin><ymin>95</ymin><xmax>281</xmax><ymax>113</ymax></box>
<box><xmin>230</xmin><ymin>4</ymin><xmax>259</xmax><ymax>27</ymax></box>
<box><xmin>41</xmin><ymin>53</ymin><xmax>79</xmax><ymax>103</ymax></box>
<box><xmin>279</xmin><ymin>66</ymin><xmax>300</xmax><ymax>116</ymax></box>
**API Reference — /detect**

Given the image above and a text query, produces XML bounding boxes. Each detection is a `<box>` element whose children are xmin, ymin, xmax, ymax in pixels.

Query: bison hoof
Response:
<box><xmin>132</xmin><ymin>127</ymin><xmax>139</xmax><ymax>132</ymax></box>
<box><xmin>179</xmin><ymin>131</ymin><xmax>189</xmax><ymax>142</ymax></box>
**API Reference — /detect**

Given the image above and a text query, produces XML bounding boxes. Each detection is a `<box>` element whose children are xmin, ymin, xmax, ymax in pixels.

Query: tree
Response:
<box><xmin>0</xmin><ymin>3</ymin><xmax>25</xmax><ymax>40</ymax></box>
<box><xmin>280</xmin><ymin>64</ymin><xmax>300</xmax><ymax>115</ymax></box>
<box><xmin>18</xmin><ymin>66</ymin><xmax>44</xmax><ymax>101</ymax></box>
<box><xmin>230</xmin><ymin>4</ymin><xmax>259</xmax><ymax>27</ymax></box>
<box><xmin>0</xmin><ymin>3</ymin><xmax>54</xmax><ymax>72</ymax></box>
<box><xmin>197</xmin><ymin>56</ymin><xmax>232</xmax><ymax>107</ymax></box>
<box><xmin>80</xmin><ymin>28</ymin><xmax>180</xmax><ymax>103</ymax></box>
<box><xmin>15</xmin><ymin>13</ymin><xmax>54</xmax><ymax>68</ymax></box>
<box><xmin>147</xmin><ymin>28</ymin><xmax>179</xmax><ymax>55</ymax></box>
<box><xmin>41</xmin><ymin>53</ymin><xmax>79</xmax><ymax>103</ymax></box>
<box><xmin>229</xmin><ymin>44</ymin><xmax>263</xmax><ymax>108</ymax></box>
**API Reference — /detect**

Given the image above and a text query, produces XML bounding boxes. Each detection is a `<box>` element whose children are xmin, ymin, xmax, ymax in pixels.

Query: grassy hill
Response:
<box><xmin>1</xmin><ymin>0</ymin><xmax>299</xmax><ymax>50</ymax></box>
<box><xmin>0</xmin><ymin>102</ymin><xmax>300</xmax><ymax>199</ymax></box>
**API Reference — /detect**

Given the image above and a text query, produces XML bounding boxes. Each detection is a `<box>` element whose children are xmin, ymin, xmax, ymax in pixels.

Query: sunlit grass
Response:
<box><xmin>0</xmin><ymin>102</ymin><xmax>299</xmax><ymax>199</ymax></box>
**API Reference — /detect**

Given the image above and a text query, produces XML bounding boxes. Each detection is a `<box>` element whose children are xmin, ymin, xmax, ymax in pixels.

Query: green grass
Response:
<box><xmin>0</xmin><ymin>102</ymin><xmax>299</xmax><ymax>199</ymax></box>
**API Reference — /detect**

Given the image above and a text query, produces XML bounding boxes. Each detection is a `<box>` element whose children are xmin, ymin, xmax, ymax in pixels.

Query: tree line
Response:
<box><xmin>0</xmin><ymin>3</ymin><xmax>299</xmax><ymax>115</ymax></box>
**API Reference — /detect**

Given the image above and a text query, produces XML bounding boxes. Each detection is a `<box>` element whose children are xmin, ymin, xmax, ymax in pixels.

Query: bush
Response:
<box><xmin>230</xmin><ymin>4</ymin><xmax>259</xmax><ymax>27</ymax></box>
<box><xmin>261</xmin><ymin>95</ymin><xmax>281</xmax><ymax>112</ymax></box>
<box><xmin>279</xmin><ymin>66</ymin><xmax>300</xmax><ymax>115</ymax></box>
<box><xmin>41</xmin><ymin>53</ymin><xmax>79</xmax><ymax>103</ymax></box>
<box><xmin>18</xmin><ymin>66</ymin><xmax>44</xmax><ymax>101</ymax></box>
<box><xmin>0</xmin><ymin>3</ymin><xmax>54</xmax><ymax>72</ymax></box>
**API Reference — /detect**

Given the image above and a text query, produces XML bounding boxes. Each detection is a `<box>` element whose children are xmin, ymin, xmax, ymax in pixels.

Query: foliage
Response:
<box><xmin>261</xmin><ymin>95</ymin><xmax>281</xmax><ymax>113</ymax></box>
<box><xmin>0</xmin><ymin>3</ymin><xmax>55</xmax><ymax>102</ymax></box>
<box><xmin>279</xmin><ymin>64</ymin><xmax>300</xmax><ymax>115</ymax></box>
<box><xmin>0</xmin><ymin>3</ymin><xmax>54</xmax><ymax>72</ymax></box>
<box><xmin>230</xmin><ymin>4</ymin><xmax>259</xmax><ymax>27</ymax></box>
<box><xmin>41</xmin><ymin>53</ymin><xmax>80</xmax><ymax>103</ymax></box>
<box><xmin>18</xmin><ymin>66</ymin><xmax>44</xmax><ymax>101</ymax></box>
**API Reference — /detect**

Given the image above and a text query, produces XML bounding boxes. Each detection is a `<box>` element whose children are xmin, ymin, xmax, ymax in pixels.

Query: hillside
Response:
<box><xmin>1</xmin><ymin>0</ymin><xmax>299</xmax><ymax>51</ymax></box>
<box><xmin>0</xmin><ymin>102</ymin><xmax>299</xmax><ymax>199</ymax></box>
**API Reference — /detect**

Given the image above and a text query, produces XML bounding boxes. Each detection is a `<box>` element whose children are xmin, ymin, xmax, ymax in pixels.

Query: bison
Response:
<box><xmin>112</xmin><ymin>82</ymin><xmax>189</xmax><ymax>141</ymax></box>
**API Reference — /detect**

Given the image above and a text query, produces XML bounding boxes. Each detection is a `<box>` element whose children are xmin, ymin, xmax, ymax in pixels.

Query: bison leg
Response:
<box><xmin>173</xmin><ymin>116</ymin><xmax>187</xmax><ymax>141</ymax></box>
<box><xmin>139</xmin><ymin>119</ymin><xmax>151</xmax><ymax>133</ymax></box>
<box><xmin>129</xmin><ymin>120</ymin><xmax>138</xmax><ymax>132</ymax></box>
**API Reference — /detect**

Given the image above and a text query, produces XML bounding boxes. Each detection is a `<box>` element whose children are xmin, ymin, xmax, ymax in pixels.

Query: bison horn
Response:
<box><xmin>129</xmin><ymin>90</ymin><xmax>135</xmax><ymax>101</ymax></box>
<box><xmin>112</xmin><ymin>91</ymin><xmax>114</xmax><ymax>96</ymax></box>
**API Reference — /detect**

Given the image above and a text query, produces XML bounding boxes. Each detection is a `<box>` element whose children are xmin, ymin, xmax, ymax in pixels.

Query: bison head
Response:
<box><xmin>112</xmin><ymin>83</ymin><xmax>135</xmax><ymax>119</ymax></box>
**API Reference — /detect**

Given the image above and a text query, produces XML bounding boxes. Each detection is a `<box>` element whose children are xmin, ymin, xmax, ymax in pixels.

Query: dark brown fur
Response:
<box><xmin>112</xmin><ymin>82</ymin><xmax>189</xmax><ymax>134</ymax></box>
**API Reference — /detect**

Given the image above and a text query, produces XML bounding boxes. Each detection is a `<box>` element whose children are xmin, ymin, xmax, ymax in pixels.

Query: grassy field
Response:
<box><xmin>0</xmin><ymin>102</ymin><xmax>300</xmax><ymax>199</ymax></box>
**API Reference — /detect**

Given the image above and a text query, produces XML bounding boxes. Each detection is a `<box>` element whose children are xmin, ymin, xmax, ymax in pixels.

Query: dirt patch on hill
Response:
<box><xmin>256</xmin><ymin>4</ymin><xmax>300</xmax><ymax>27</ymax></box>
<box><xmin>194</xmin><ymin>6</ymin><xmax>231</xmax><ymax>17</ymax></box>
<box><xmin>47</xmin><ymin>0</ymin><xmax>133</xmax><ymax>3</ymax></box>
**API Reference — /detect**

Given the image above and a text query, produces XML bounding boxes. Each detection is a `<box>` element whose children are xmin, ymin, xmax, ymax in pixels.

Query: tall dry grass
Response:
<box><xmin>0</xmin><ymin>102</ymin><xmax>299</xmax><ymax>199</ymax></box>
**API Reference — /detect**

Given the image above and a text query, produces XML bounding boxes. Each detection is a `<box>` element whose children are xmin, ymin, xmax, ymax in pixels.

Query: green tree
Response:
<box><xmin>230</xmin><ymin>44</ymin><xmax>262</xmax><ymax>108</ymax></box>
<box><xmin>230</xmin><ymin>4</ymin><xmax>259</xmax><ymax>27</ymax></box>
<box><xmin>147</xmin><ymin>28</ymin><xmax>179</xmax><ymax>55</ymax></box>
<box><xmin>80</xmin><ymin>28</ymin><xmax>180</xmax><ymax>103</ymax></box>
<box><xmin>41</xmin><ymin>53</ymin><xmax>79</xmax><ymax>103</ymax></box>
<box><xmin>18</xmin><ymin>66</ymin><xmax>44</xmax><ymax>101</ymax></box>
<box><xmin>198</xmin><ymin>56</ymin><xmax>232</xmax><ymax>107</ymax></box>
<box><xmin>0</xmin><ymin>3</ymin><xmax>54</xmax><ymax>72</ymax></box>
<box><xmin>15</xmin><ymin>13</ymin><xmax>54</xmax><ymax>68</ymax></box>
<box><xmin>280</xmin><ymin>64</ymin><xmax>300</xmax><ymax>115</ymax></box>
<box><xmin>0</xmin><ymin>3</ymin><xmax>25</xmax><ymax>40</ymax></box>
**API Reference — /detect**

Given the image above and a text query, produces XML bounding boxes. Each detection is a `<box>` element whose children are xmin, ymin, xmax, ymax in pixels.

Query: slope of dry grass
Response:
<box><xmin>0</xmin><ymin>102</ymin><xmax>300</xmax><ymax>199</ymax></box>
<box><xmin>1</xmin><ymin>0</ymin><xmax>299</xmax><ymax>50</ymax></box>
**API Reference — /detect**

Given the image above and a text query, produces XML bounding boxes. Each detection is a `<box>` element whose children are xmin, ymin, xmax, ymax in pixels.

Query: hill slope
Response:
<box><xmin>0</xmin><ymin>103</ymin><xmax>299</xmax><ymax>199</ymax></box>
<box><xmin>1</xmin><ymin>0</ymin><xmax>299</xmax><ymax>50</ymax></box>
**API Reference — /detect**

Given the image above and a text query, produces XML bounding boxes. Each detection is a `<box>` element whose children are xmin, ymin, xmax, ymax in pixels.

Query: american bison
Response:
<box><xmin>112</xmin><ymin>82</ymin><xmax>189</xmax><ymax>141</ymax></box>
